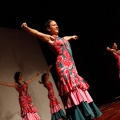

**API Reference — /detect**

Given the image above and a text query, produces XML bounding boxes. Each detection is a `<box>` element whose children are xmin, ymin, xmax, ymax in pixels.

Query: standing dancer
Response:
<box><xmin>0</xmin><ymin>71</ymin><xmax>41</xmax><ymax>120</ymax></box>
<box><xmin>21</xmin><ymin>20</ymin><xmax>102</xmax><ymax>120</ymax></box>
<box><xmin>107</xmin><ymin>42</ymin><xmax>120</xmax><ymax>78</ymax></box>
<box><xmin>39</xmin><ymin>65</ymin><xmax>66</xmax><ymax>120</ymax></box>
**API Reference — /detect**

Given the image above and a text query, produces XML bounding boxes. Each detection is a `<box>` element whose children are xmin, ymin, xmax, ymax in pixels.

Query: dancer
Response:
<box><xmin>39</xmin><ymin>65</ymin><xmax>66</xmax><ymax>120</ymax></box>
<box><xmin>0</xmin><ymin>71</ymin><xmax>41</xmax><ymax>120</ymax></box>
<box><xmin>21</xmin><ymin>20</ymin><xmax>102</xmax><ymax>120</ymax></box>
<box><xmin>107</xmin><ymin>42</ymin><xmax>120</xmax><ymax>78</ymax></box>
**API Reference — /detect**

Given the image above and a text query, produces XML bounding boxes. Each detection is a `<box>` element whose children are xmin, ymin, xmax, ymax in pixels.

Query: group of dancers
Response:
<box><xmin>2</xmin><ymin>19</ymin><xmax>119</xmax><ymax>120</ymax></box>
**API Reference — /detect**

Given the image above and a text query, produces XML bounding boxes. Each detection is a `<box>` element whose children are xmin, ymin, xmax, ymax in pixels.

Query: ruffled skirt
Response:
<box><xmin>22</xmin><ymin>113</ymin><xmax>41</xmax><ymax>120</ymax></box>
<box><xmin>61</xmin><ymin>88</ymin><xmax>102</xmax><ymax>120</ymax></box>
<box><xmin>51</xmin><ymin>109</ymin><xmax>66</xmax><ymax>120</ymax></box>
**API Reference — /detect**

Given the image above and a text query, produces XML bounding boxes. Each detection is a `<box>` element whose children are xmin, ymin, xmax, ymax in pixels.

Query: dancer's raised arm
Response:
<box><xmin>25</xmin><ymin>72</ymin><xmax>41</xmax><ymax>84</ymax></box>
<box><xmin>106</xmin><ymin>43</ymin><xmax>117</xmax><ymax>54</ymax></box>
<box><xmin>21</xmin><ymin>22</ymin><xmax>54</xmax><ymax>44</ymax></box>
<box><xmin>63</xmin><ymin>35</ymin><xmax>78</xmax><ymax>41</ymax></box>
<box><xmin>0</xmin><ymin>81</ymin><xmax>17</xmax><ymax>87</ymax></box>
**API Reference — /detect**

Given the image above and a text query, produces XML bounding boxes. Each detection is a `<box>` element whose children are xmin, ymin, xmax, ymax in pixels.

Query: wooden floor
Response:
<box><xmin>93</xmin><ymin>97</ymin><xmax>120</xmax><ymax>120</ymax></box>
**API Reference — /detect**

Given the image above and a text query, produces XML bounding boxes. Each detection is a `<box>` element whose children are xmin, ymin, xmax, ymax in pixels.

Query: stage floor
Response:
<box><xmin>93</xmin><ymin>96</ymin><xmax>120</xmax><ymax>120</ymax></box>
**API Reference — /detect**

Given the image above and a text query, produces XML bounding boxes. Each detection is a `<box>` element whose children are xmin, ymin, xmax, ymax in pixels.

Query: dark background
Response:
<box><xmin>1</xmin><ymin>0</ymin><xmax>120</xmax><ymax>106</ymax></box>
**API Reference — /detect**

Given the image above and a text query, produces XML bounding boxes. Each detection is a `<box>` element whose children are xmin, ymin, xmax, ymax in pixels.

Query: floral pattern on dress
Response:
<box><xmin>114</xmin><ymin>50</ymin><xmax>120</xmax><ymax>78</ymax></box>
<box><xmin>50</xmin><ymin>37</ymin><xmax>90</xmax><ymax>96</ymax></box>
<box><xmin>16</xmin><ymin>81</ymin><xmax>38</xmax><ymax>117</ymax></box>
<box><xmin>44</xmin><ymin>81</ymin><xmax>60</xmax><ymax>108</ymax></box>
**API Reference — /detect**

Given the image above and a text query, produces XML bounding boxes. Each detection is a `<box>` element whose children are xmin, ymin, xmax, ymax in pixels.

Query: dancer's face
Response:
<box><xmin>18</xmin><ymin>73</ymin><xmax>22</xmax><ymax>81</ymax></box>
<box><xmin>112</xmin><ymin>43</ymin><xmax>118</xmax><ymax>50</ymax></box>
<box><xmin>45</xmin><ymin>73</ymin><xmax>49</xmax><ymax>80</ymax></box>
<box><xmin>47</xmin><ymin>21</ymin><xmax>59</xmax><ymax>36</ymax></box>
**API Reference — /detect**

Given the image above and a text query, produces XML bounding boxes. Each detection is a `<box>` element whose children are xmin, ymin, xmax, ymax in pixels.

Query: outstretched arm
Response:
<box><xmin>25</xmin><ymin>72</ymin><xmax>41</xmax><ymax>84</ymax></box>
<box><xmin>45</xmin><ymin>65</ymin><xmax>52</xmax><ymax>83</ymax></box>
<box><xmin>39</xmin><ymin>65</ymin><xmax>52</xmax><ymax>84</ymax></box>
<box><xmin>63</xmin><ymin>35</ymin><xmax>78</xmax><ymax>41</ymax></box>
<box><xmin>46</xmin><ymin>65</ymin><xmax>52</xmax><ymax>76</ymax></box>
<box><xmin>0</xmin><ymin>81</ymin><xmax>17</xmax><ymax>87</ymax></box>
<box><xmin>21</xmin><ymin>22</ymin><xmax>55</xmax><ymax>44</ymax></box>
<box><xmin>106</xmin><ymin>47</ymin><xmax>116</xmax><ymax>53</ymax></box>
<box><xmin>47</xmin><ymin>65</ymin><xmax>52</xmax><ymax>74</ymax></box>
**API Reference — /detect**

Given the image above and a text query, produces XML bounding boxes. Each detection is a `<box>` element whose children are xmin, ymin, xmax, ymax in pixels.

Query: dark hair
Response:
<box><xmin>44</xmin><ymin>20</ymin><xmax>54</xmax><ymax>34</ymax></box>
<box><xmin>14</xmin><ymin>72</ymin><xmax>21</xmax><ymax>83</ymax></box>
<box><xmin>41</xmin><ymin>73</ymin><xmax>47</xmax><ymax>84</ymax></box>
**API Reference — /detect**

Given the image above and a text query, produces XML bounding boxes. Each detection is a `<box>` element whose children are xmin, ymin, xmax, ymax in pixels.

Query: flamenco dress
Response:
<box><xmin>44</xmin><ymin>81</ymin><xmax>66</xmax><ymax>120</ymax></box>
<box><xmin>16</xmin><ymin>81</ymin><xmax>41</xmax><ymax>120</ymax></box>
<box><xmin>50</xmin><ymin>36</ymin><xmax>102</xmax><ymax>120</ymax></box>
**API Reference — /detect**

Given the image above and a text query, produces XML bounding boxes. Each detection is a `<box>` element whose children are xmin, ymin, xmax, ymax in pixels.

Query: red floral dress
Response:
<box><xmin>16</xmin><ymin>81</ymin><xmax>38</xmax><ymax>117</ymax></box>
<box><xmin>44</xmin><ymin>81</ymin><xmax>62</xmax><ymax>113</ymax></box>
<box><xmin>50</xmin><ymin>37</ymin><xmax>93</xmax><ymax>109</ymax></box>
<box><xmin>50</xmin><ymin>37</ymin><xmax>89</xmax><ymax>95</ymax></box>
<box><xmin>114</xmin><ymin>50</ymin><xmax>120</xmax><ymax>78</ymax></box>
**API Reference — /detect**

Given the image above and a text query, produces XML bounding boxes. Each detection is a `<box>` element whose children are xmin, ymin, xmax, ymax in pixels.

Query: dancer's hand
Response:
<box><xmin>21</xmin><ymin>22</ymin><xmax>27</xmax><ymax>29</ymax></box>
<box><xmin>72</xmin><ymin>35</ymin><xmax>78</xmax><ymax>40</ymax></box>
<box><xmin>48</xmin><ymin>65</ymin><xmax>52</xmax><ymax>69</ymax></box>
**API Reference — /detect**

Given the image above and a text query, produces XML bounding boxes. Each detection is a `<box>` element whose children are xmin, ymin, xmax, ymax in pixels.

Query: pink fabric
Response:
<box><xmin>50</xmin><ymin>104</ymin><xmax>62</xmax><ymax>114</ymax></box>
<box><xmin>22</xmin><ymin>113</ymin><xmax>41</xmax><ymax>120</ymax></box>
<box><xmin>74</xmin><ymin>88</ymin><xmax>93</xmax><ymax>104</ymax></box>
<box><xmin>61</xmin><ymin>88</ymin><xmax>93</xmax><ymax>109</ymax></box>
